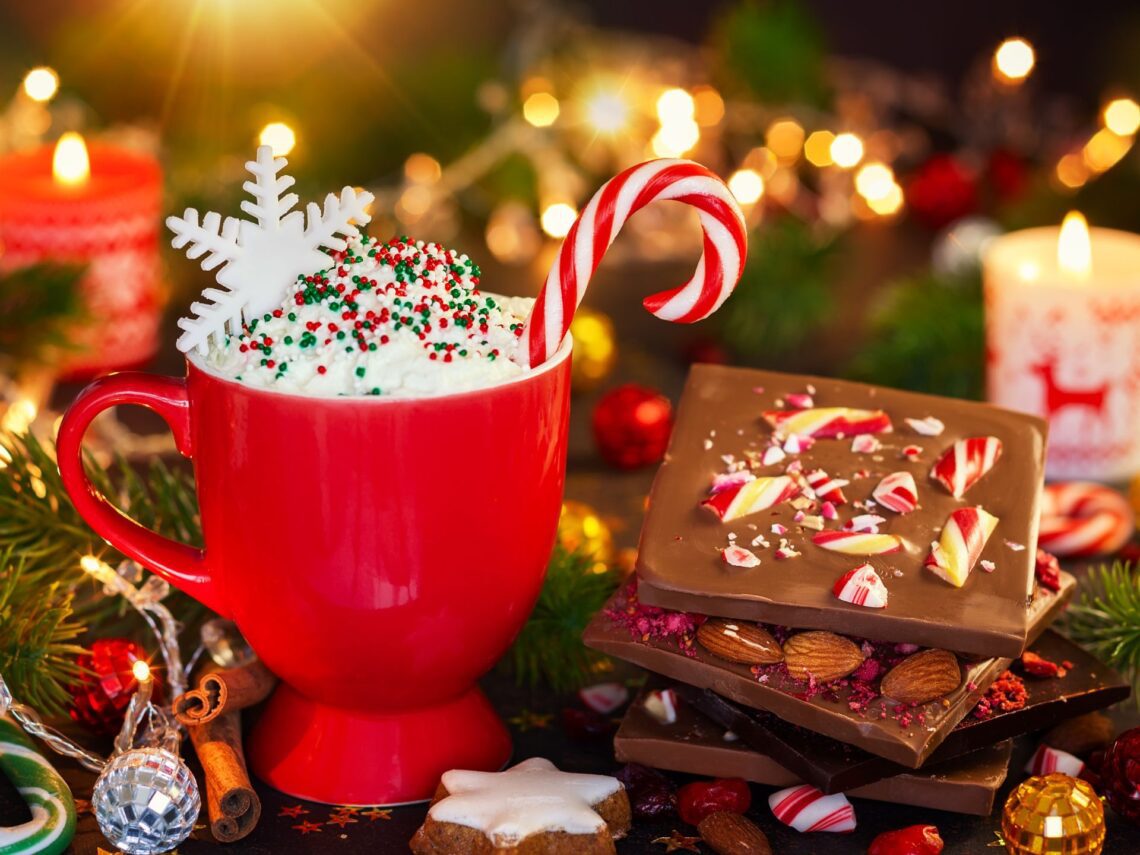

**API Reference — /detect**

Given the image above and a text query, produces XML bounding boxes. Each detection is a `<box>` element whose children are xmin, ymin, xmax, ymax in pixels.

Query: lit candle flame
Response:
<box><xmin>52</xmin><ymin>132</ymin><xmax>90</xmax><ymax>187</ymax></box>
<box><xmin>1058</xmin><ymin>211</ymin><xmax>1092</xmax><ymax>279</ymax></box>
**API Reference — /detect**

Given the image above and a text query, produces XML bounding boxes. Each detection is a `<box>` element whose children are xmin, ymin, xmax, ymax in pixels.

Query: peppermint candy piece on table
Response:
<box><xmin>805</xmin><ymin>469</ymin><xmax>848</xmax><ymax>504</ymax></box>
<box><xmin>812</xmin><ymin>530</ymin><xmax>902</xmax><ymax>555</ymax></box>
<box><xmin>1038</xmin><ymin>481</ymin><xmax>1135</xmax><ymax>557</ymax></box>
<box><xmin>516</xmin><ymin>159</ymin><xmax>747</xmax><ymax>368</ymax></box>
<box><xmin>769</xmin><ymin>785</ymin><xmax>856</xmax><ymax>833</ymax></box>
<box><xmin>930</xmin><ymin>436</ymin><xmax>1003</xmax><ymax>498</ymax></box>
<box><xmin>925</xmin><ymin>507</ymin><xmax>999</xmax><ymax>587</ymax></box>
<box><xmin>702</xmin><ymin>476</ymin><xmax>799</xmax><ymax>522</ymax></box>
<box><xmin>763</xmin><ymin>407</ymin><xmax>892</xmax><ymax>440</ymax></box>
<box><xmin>578</xmin><ymin>683</ymin><xmax>629</xmax><ymax>715</ymax></box>
<box><xmin>833</xmin><ymin>564</ymin><xmax>888</xmax><ymax>608</ymax></box>
<box><xmin>872</xmin><ymin>472</ymin><xmax>919</xmax><ymax>514</ymax></box>
<box><xmin>1025</xmin><ymin>744</ymin><xmax>1086</xmax><ymax>777</ymax></box>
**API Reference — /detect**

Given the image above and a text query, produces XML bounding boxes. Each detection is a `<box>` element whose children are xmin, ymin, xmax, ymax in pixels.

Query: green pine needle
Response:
<box><xmin>1063</xmin><ymin>562</ymin><xmax>1140</xmax><ymax>700</ymax></box>
<box><xmin>503</xmin><ymin>545</ymin><xmax>619</xmax><ymax>693</ymax></box>
<box><xmin>0</xmin><ymin>262</ymin><xmax>87</xmax><ymax>370</ymax></box>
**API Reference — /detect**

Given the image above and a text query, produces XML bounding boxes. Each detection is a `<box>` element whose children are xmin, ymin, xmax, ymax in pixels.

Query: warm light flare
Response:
<box><xmin>854</xmin><ymin>162</ymin><xmax>896</xmax><ymax>202</ymax></box>
<box><xmin>1083</xmin><ymin>128</ymin><xmax>1132</xmax><ymax>173</ymax></box>
<box><xmin>1058</xmin><ymin>211</ymin><xmax>1092</xmax><ymax>279</ymax></box>
<box><xmin>651</xmin><ymin>120</ymin><xmax>700</xmax><ymax>157</ymax></box>
<box><xmin>584</xmin><ymin>90</ymin><xmax>630</xmax><ymax>134</ymax></box>
<box><xmin>523</xmin><ymin>92</ymin><xmax>560</xmax><ymax>127</ymax></box>
<box><xmin>656</xmin><ymin>88</ymin><xmax>695</xmax><ymax>125</ymax></box>
<box><xmin>830</xmin><ymin>133</ymin><xmax>864</xmax><ymax>169</ymax></box>
<box><xmin>258</xmin><ymin>121</ymin><xmax>296</xmax><ymax>156</ymax></box>
<box><xmin>766</xmin><ymin>119</ymin><xmax>804</xmax><ymax>161</ymax></box>
<box><xmin>23</xmin><ymin>67</ymin><xmax>59</xmax><ymax>102</ymax></box>
<box><xmin>52</xmin><ymin>132</ymin><xmax>90</xmax><ymax>187</ymax></box>
<box><xmin>541</xmin><ymin>203</ymin><xmax>578</xmax><ymax>238</ymax></box>
<box><xmin>993</xmin><ymin>37</ymin><xmax>1035</xmax><ymax>83</ymax></box>
<box><xmin>1</xmin><ymin>399</ymin><xmax>37</xmax><ymax>435</ymax></box>
<box><xmin>132</xmin><ymin>660</ymin><xmax>151</xmax><ymax>682</ymax></box>
<box><xmin>727</xmin><ymin>169</ymin><xmax>764</xmax><ymax>204</ymax></box>
<box><xmin>1104</xmin><ymin>97</ymin><xmax>1140</xmax><ymax>137</ymax></box>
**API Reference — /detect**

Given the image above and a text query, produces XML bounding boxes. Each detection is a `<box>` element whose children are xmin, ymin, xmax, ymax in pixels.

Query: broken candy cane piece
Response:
<box><xmin>851</xmin><ymin>434</ymin><xmax>882</xmax><ymax>453</ymax></box>
<box><xmin>760</xmin><ymin>445</ymin><xmax>786</xmax><ymax>466</ymax></box>
<box><xmin>1025</xmin><ymin>744</ymin><xmax>1086</xmax><ymax>777</ymax></box>
<box><xmin>905</xmin><ymin>416</ymin><xmax>945</xmax><ymax>436</ymax></box>
<box><xmin>578</xmin><ymin>682</ymin><xmax>629</xmax><ymax>714</ymax></box>
<box><xmin>702</xmin><ymin>476</ymin><xmax>799</xmax><ymax>521</ymax></box>
<box><xmin>872</xmin><ymin>471</ymin><xmax>919</xmax><ymax>514</ymax></box>
<box><xmin>723</xmin><ymin>546</ymin><xmax>761</xmax><ymax>568</ymax></box>
<box><xmin>812</xmin><ymin>530</ymin><xmax>902</xmax><ymax>555</ymax></box>
<box><xmin>821</xmin><ymin>501</ymin><xmax>839</xmax><ymax>521</ymax></box>
<box><xmin>785</xmin><ymin>392</ymin><xmax>814</xmax><ymax>409</ymax></box>
<box><xmin>764</xmin><ymin>407</ymin><xmax>892</xmax><ymax>440</ymax></box>
<box><xmin>642</xmin><ymin>688</ymin><xmax>679</xmax><ymax>725</ymax></box>
<box><xmin>924</xmin><ymin>506</ymin><xmax>999</xmax><ymax>587</ymax></box>
<box><xmin>769</xmin><ymin>785</ymin><xmax>856</xmax><ymax>833</ymax></box>
<box><xmin>843</xmin><ymin>514</ymin><xmax>887</xmax><ymax>533</ymax></box>
<box><xmin>833</xmin><ymin>564</ymin><xmax>889</xmax><ymax>608</ymax></box>
<box><xmin>805</xmin><ymin>469</ymin><xmax>848</xmax><ymax>504</ymax></box>
<box><xmin>710</xmin><ymin>470</ymin><xmax>755</xmax><ymax>494</ymax></box>
<box><xmin>901</xmin><ymin>445</ymin><xmax>923</xmax><ymax>460</ymax></box>
<box><xmin>930</xmin><ymin>436</ymin><xmax>1003</xmax><ymax>498</ymax></box>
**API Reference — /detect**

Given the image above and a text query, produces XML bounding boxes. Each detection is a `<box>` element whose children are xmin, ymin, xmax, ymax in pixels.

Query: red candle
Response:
<box><xmin>0</xmin><ymin>135</ymin><xmax>163</xmax><ymax>378</ymax></box>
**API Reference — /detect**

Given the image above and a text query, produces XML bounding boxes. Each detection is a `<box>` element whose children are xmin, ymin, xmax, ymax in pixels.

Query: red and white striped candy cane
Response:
<box><xmin>516</xmin><ymin>159</ymin><xmax>747</xmax><ymax>367</ymax></box>
<box><xmin>1038</xmin><ymin>482</ymin><xmax>1134</xmax><ymax>557</ymax></box>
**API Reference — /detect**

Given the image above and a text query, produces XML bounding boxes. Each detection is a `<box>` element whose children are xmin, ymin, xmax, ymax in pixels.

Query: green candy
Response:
<box><xmin>0</xmin><ymin>717</ymin><xmax>76</xmax><ymax>855</ymax></box>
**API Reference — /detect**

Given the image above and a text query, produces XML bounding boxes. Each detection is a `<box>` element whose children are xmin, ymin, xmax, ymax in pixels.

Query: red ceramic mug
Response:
<box><xmin>56</xmin><ymin>339</ymin><xmax>572</xmax><ymax>805</ymax></box>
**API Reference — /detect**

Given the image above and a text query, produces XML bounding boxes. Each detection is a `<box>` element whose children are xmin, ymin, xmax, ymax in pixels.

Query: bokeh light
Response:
<box><xmin>651</xmin><ymin>120</ymin><xmax>700</xmax><ymax>157</ymax></box>
<box><xmin>993</xmin><ymin>37</ymin><xmax>1035</xmax><ymax>83</ymax></box>
<box><xmin>584</xmin><ymin>90</ymin><xmax>630</xmax><ymax>134</ymax></box>
<box><xmin>728</xmin><ymin>169</ymin><xmax>765</xmax><ymax>204</ymax></box>
<box><xmin>766</xmin><ymin>118</ymin><xmax>804</xmax><ymax>161</ymax></box>
<box><xmin>541</xmin><ymin>202</ymin><xmax>578</xmax><ymax>238</ymax></box>
<box><xmin>22</xmin><ymin>67</ymin><xmax>59</xmax><ymax>102</ymax></box>
<box><xmin>830</xmin><ymin>132</ymin><xmax>864</xmax><ymax>169</ymax></box>
<box><xmin>1103</xmin><ymin>97</ymin><xmax>1140</xmax><ymax>137</ymax></box>
<box><xmin>258</xmin><ymin>121</ymin><xmax>296</xmax><ymax>156</ymax></box>
<box><xmin>656</xmin><ymin>88</ymin><xmax>695</xmax><ymax>124</ymax></box>
<box><xmin>523</xmin><ymin>92</ymin><xmax>560</xmax><ymax>127</ymax></box>
<box><xmin>854</xmin><ymin>162</ymin><xmax>896</xmax><ymax>201</ymax></box>
<box><xmin>804</xmin><ymin>130</ymin><xmax>836</xmax><ymax>167</ymax></box>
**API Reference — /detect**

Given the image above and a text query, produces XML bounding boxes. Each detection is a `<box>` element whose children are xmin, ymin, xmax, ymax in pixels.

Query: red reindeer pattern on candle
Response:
<box><xmin>0</xmin><ymin>142</ymin><xmax>163</xmax><ymax>377</ymax></box>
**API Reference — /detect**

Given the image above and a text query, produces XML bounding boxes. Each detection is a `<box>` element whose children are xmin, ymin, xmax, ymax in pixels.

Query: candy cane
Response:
<box><xmin>1038</xmin><ymin>482</ymin><xmax>1134</xmax><ymax>557</ymax></box>
<box><xmin>516</xmin><ymin>159</ymin><xmax>747</xmax><ymax>367</ymax></box>
<box><xmin>768</xmin><ymin>785</ymin><xmax>856</xmax><ymax>833</ymax></box>
<box><xmin>0</xmin><ymin>717</ymin><xmax>76</xmax><ymax>855</ymax></box>
<box><xmin>1025</xmin><ymin>744</ymin><xmax>1086</xmax><ymax>777</ymax></box>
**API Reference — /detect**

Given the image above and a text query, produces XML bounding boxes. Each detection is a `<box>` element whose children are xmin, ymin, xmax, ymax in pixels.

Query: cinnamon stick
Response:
<box><xmin>188</xmin><ymin>711</ymin><xmax>261</xmax><ymax>843</ymax></box>
<box><xmin>174</xmin><ymin>659</ymin><xmax>276</xmax><ymax>726</ymax></box>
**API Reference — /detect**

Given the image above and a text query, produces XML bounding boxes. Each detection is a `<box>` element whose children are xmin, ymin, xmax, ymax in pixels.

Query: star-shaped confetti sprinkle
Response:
<box><xmin>278</xmin><ymin>804</ymin><xmax>310</xmax><ymax>818</ymax></box>
<box><xmin>508</xmin><ymin>709</ymin><xmax>553</xmax><ymax>731</ymax></box>
<box><xmin>326</xmin><ymin>814</ymin><xmax>358</xmax><ymax>828</ymax></box>
<box><xmin>75</xmin><ymin>799</ymin><xmax>92</xmax><ymax>816</ymax></box>
<box><xmin>293</xmin><ymin>821</ymin><xmax>324</xmax><ymax>835</ymax></box>
<box><xmin>361</xmin><ymin>807</ymin><xmax>392</xmax><ymax>821</ymax></box>
<box><xmin>332</xmin><ymin>805</ymin><xmax>361</xmax><ymax>814</ymax></box>
<box><xmin>652</xmin><ymin>830</ymin><xmax>702</xmax><ymax>852</ymax></box>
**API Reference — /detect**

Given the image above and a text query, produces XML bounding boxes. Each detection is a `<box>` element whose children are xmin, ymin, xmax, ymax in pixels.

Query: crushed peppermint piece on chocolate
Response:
<box><xmin>723</xmin><ymin>546</ymin><xmax>761</xmax><ymax>568</ymax></box>
<box><xmin>980</xmin><ymin>559</ymin><xmax>996</xmax><ymax>573</ymax></box>
<box><xmin>800</xmin><ymin>514</ymin><xmax>825</xmax><ymax>531</ymax></box>
<box><xmin>1005</xmin><ymin>540</ymin><xmax>1027</xmax><ymax>552</ymax></box>
<box><xmin>703</xmin><ymin>439</ymin><xmax>714</xmax><ymax>450</ymax></box>
<box><xmin>786</xmin><ymin>392</ymin><xmax>814</xmax><ymax>409</ymax></box>
<box><xmin>905</xmin><ymin>416</ymin><xmax>946</xmax><ymax>436</ymax></box>
<box><xmin>901</xmin><ymin>445</ymin><xmax>923</xmax><ymax>459</ymax></box>
<box><xmin>771</xmin><ymin>523</ymin><xmax>788</xmax><ymax>535</ymax></box>
<box><xmin>761</xmin><ymin>446</ymin><xmax>786</xmax><ymax>466</ymax></box>
<box><xmin>821</xmin><ymin>501</ymin><xmax>839</xmax><ymax>520</ymax></box>
<box><xmin>851</xmin><ymin>434</ymin><xmax>882</xmax><ymax>453</ymax></box>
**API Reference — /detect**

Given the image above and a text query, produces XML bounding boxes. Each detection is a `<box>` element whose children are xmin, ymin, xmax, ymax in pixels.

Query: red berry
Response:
<box><xmin>867</xmin><ymin>824</ymin><xmax>944</xmax><ymax>855</ymax></box>
<box><xmin>676</xmin><ymin>777</ymin><xmax>751</xmax><ymax>826</ymax></box>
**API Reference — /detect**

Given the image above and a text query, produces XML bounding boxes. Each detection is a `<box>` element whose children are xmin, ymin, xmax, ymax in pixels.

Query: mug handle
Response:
<box><xmin>56</xmin><ymin>372</ymin><xmax>231</xmax><ymax>618</ymax></box>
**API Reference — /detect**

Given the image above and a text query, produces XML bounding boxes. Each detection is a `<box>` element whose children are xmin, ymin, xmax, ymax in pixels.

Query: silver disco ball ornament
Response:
<box><xmin>92</xmin><ymin>747</ymin><xmax>200</xmax><ymax>855</ymax></box>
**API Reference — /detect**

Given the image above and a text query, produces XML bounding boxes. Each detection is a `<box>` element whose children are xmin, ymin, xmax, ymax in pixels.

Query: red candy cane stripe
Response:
<box><xmin>763</xmin><ymin>407</ymin><xmax>892</xmax><ymax>440</ymax></box>
<box><xmin>1025</xmin><ymin>744</ymin><xmax>1086</xmax><ymax>777</ymax></box>
<box><xmin>930</xmin><ymin>436</ymin><xmax>1003</xmax><ymax>498</ymax></box>
<box><xmin>872</xmin><ymin>472</ymin><xmax>918</xmax><ymax>514</ymax></box>
<box><xmin>812</xmin><ymin>530</ymin><xmax>902</xmax><ymax>555</ymax></box>
<box><xmin>833</xmin><ymin>564</ymin><xmax>889</xmax><ymax>608</ymax></box>
<box><xmin>769</xmin><ymin>785</ymin><xmax>856</xmax><ymax>833</ymax></box>
<box><xmin>1038</xmin><ymin>482</ymin><xmax>1134</xmax><ymax>557</ymax></box>
<box><xmin>517</xmin><ymin>159</ymin><xmax>747</xmax><ymax>367</ymax></box>
<box><xmin>925</xmin><ymin>506</ymin><xmax>998</xmax><ymax>587</ymax></box>
<box><xmin>702</xmin><ymin>476</ymin><xmax>800</xmax><ymax>522</ymax></box>
<box><xmin>805</xmin><ymin>469</ymin><xmax>848</xmax><ymax>504</ymax></box>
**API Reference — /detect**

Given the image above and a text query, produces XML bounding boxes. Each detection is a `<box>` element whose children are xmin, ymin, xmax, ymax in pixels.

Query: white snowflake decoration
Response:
<box><xmin>168</xmin><ymin>145</ymin><xmax>374</xmax><ymax>355</ymax></box>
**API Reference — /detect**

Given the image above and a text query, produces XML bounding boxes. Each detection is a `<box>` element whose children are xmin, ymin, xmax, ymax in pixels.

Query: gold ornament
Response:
<box><xmin>569</xmin><ymin>307</ymin><xmax>617</xmax><ymax>392</ymax></box>
<box><xmin>1002</xmin><ymin>773</ymin><xmax>1105</xmax><ymax>855</ymax></box>
<box><xmin>558</xmin><ymin>501</ymin><xmax>615</xmax><ymax>574</ymax></box>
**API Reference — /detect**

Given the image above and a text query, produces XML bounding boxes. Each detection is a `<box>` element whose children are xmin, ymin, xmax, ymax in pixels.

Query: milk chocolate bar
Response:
<box><xmin>584</xmin><ymin>572</ymin><xmax>1074</xmax><ymax>768</ymax></box>
<box><xmin>635</xmin><ymin>366</ymin><xmax>1047</xmax><ymax>657</ymax></box>
<box><xmin>680</xmin><ymin>628</ymin><xmax>1129</xmax><ymax>793</ymax></box>
<box><xmin>614</xmin><ymin>688</ymin><xmax>1012</xmax><ymax>816</ymax></box>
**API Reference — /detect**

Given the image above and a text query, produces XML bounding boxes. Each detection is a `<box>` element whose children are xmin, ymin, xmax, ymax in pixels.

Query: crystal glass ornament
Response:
<box><xmin>1002</xmin><ymin>772</ymin><xmax>1105</xmax><ymax>855</ymax></box>
<box><xmin>92</xmin><ymin>747</ymin><xmax>200</xmax><ymax>855</ymax></box>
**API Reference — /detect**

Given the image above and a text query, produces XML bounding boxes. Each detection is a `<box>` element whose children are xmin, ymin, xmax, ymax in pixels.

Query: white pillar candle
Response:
<box><xmin>984</xmin><ymin>213</ymin><xmax>1140</xmax><ymax>481</ymax></box>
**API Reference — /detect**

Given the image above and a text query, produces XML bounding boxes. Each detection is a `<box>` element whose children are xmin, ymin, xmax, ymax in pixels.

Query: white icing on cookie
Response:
<box><xmin>430</xmin><ymin>757</ymin><xmax>621</xmax><ymax>846</ymax></box>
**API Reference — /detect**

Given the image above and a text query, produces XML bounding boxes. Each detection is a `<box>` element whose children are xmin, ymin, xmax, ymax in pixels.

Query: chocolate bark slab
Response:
<box><xmin>584</xmin><ymin>572</ymin><xmax>1074</xmax><ymax>768</ymax></box>
<box><xmin>636</xmin><ymin>365</ymin><xmax>1047</xmax><ymax>658</ymax></box>
<box><xmin>680</xmin><ymin>628</ymin><xmax>1129</xmax><ymax>793</ymax></box>
<box><xmin>614</xmin><ymin>688</ymin><xmax>1013</xmax><ymax>817</ymax></box>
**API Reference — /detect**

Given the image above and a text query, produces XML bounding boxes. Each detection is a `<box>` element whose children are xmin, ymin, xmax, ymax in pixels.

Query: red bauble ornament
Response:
<box><xmin>1100</xmin><ymin>726</ymin><xmax>1140</xmax><ymax>824</ymax></box>
<box><xmin>904</xmin><ymin>155</ymin><xmax>978</xmax><ymax>230</ymax></box>
<box><xmin>868</xmin><ymin>824</ymin><xmax>944</xmax><ymax>855</ymax></box>
<box><xmin>69</xmin><ymin>638</ymin><xmax>162</xmax><ymax>736</ymax></box>
<box><xmin>987</xmin><ymin>148</ymin><xmax>1029</xmax><ymax>203</ymax></box>
<box><xmin>676</xmin><ymin>777</ymin><xmax>751</xmax><ymax>826</ymax></box>
<box><xmin>592</xmin><ymin>384</ymin><xmax>673</xmax><ymax>469</ymax></box>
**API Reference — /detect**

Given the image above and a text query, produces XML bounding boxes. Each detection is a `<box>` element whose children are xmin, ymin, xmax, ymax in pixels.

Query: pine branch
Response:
<box><xmin>502</xmin><ymin>544</ymin><xmax>619</xmax><ymax>693</ymax></box>
<box><xmin>0</xmin><ymin>262</ymin><xmax>87</xmax><ymax>370</ymax></box>
<box><xmin>1062</xmin><ymin>562</ymin><xmax>1140</xmax><ymax>701</ymax></box>
<box><xmin>0</xmin><ymin>548</ymin><xmax>87</xmax><ymax>715</ymax></box>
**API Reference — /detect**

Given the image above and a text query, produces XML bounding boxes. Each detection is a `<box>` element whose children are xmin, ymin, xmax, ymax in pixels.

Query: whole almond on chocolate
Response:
<box><xmin>697</xmin><ymin>619</ymin><xmax>783</xmax><ymax>665</ymax></box>
<box><xmin>880</xmin><ymin>649</ymin><xmax>962</xmax><ymax>704</ymax></box>
<box><xmin>783</xmin><ymin>631</ymin><xmax>863</xmax><ymax>682</ymax></box>
<box><xmin>1043</xmin><ymin>712</ymin><xmax>1115</xmax><ymax>758</ymax></box>
<box><xmin>698</xmin><ymin>811</ymin><xmax>772</xmax><ymax>855</ymax></box>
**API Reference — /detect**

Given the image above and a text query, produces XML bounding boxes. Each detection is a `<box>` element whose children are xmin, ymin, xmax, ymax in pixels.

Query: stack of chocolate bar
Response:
<box><xmin>584</xmin><ymin>366</ymin><xmax>1129</xmax><ymax>821</ymax></box>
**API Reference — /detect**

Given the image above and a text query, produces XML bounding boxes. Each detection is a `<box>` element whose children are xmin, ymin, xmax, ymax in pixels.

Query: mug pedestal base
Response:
<box><xmin>247</xmin><ymin>683</ymin><xmax>512</xmax><ymax>805</ymax></box>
